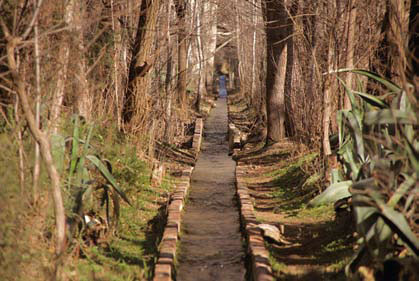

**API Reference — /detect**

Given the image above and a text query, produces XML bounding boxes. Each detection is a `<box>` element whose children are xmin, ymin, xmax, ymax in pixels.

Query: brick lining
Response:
<box><xmin>236</xmin><ymin>166</ymin><xmax>274</xmax><ymax>281</ymax></box>
<box><xmin>153</xmin><ymin>117</ymin><xmax>203</xmax><ymax>281</ymax></box>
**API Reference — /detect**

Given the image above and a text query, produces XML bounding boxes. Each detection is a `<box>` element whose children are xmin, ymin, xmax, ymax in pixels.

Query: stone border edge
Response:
<box><xmin>153</xmin><ymin>117</ymin><xmax>203</xmax><ymax>281</ymax></box>
<box><xmin>236</xmin><ymin>165</ymin><xmax>274</xmax><ymax>281</ymax></box>
<box><xmin>153</xmin><ymin>166</ymin><xmax>194</xmax><ymax>281</ymax></box>
<box><xmin>192</xmin><ymin>117</ymin><xmax>203</xmax><ymax>155</ymax></box>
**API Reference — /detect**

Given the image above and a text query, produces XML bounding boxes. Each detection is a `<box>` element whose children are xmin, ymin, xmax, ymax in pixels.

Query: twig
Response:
<box><xmin>33</xmin><ymin>4</ymin><xmax>41</xmax><ymax>204</ymax></box>
<box><xmin>21</xmin><ymin>0</ymin><xmax>44</xmax><ymax>39</ymax></box>
<box><xmin>14</xmin><ymin>96</ymin><xmax>26</xmax><ymax>194</ymax></box>
<box><xmin>86</xmin><ymin>43</ymin><xmax>109</xmax><ymax>76</ymax></box>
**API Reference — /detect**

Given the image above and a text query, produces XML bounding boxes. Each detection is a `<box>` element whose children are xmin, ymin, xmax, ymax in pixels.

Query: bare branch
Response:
<box><xmin>0</xmin><ymin>83</ymin><xmax>16</xmax><ymax>94</ymax></box>
<box><xmin>4</xmin><ymin>35</ymin><xmax>66</xmax><ymax>257</ymax></box>
<box><xmin>86</xmin><ymin>43</ymin><xmax>109</xmax><ymax>76</ymax></box>
<box><xmin>21</xmin><ymin>0</ymin><xmax>44</xmax><ymax>40</ymax></box>
<box><xmin>0</xmin><ymin>17</ymin><xmax>11</xmax><ymax>38</ymax></box>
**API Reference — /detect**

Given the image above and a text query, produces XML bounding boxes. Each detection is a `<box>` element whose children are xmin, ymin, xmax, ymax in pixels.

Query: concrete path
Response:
<box><xmin>176</xmin><ymin>98</ymin><xmax>245</xmax><ymax>281</ymax></box>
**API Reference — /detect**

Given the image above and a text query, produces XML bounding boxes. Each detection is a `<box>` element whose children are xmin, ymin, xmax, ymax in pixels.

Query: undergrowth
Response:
<box><xmin>248</xmin><ymin>151</ymin><xmax>354</xmax><ymax>280</ymax></box>
<box><xmin>0</xmin><ymin>119</ymin><xmax>174</xmax><ymax>281</ymax></box>
<box><xmin>266</xmin><ymin>152</ymin><xmax>325</xmax><ymax>214</ymax></box>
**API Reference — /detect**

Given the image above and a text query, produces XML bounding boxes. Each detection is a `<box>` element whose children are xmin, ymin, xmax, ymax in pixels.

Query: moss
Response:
<box><xmin>257</xmin><ymin>152</ymin><xmax>324</xmax><ymax>213</ymax></box>
<box><xmin>296</xmin><ymin>204</ymin><xmax>334</xmax><ymax>220</ymax></box>
<box><xmin>270</xmin><ymin>259</ymin><xmax>287</xmax><ymax>274</ymax></box>
<box><xmin>323</xmin><ymin>239</ymin><xmax>350</xmax><ymax>253</ymax></box>
<box><xmin>326</xmin><ymin>257</ymin><xmax>350</xmax><ymax>272</ymax></box>
<box><xmin>263</xmin><ymin>152</ymin><xmax>317</xmax><ymax>178</ymax></box>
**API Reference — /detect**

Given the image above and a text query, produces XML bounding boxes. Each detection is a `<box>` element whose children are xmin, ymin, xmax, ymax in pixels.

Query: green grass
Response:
<box><xmin>0</xmin><ymin>128</ymin><xmax>55</xmax><ymax>281</ymax></box>
<box><xmin>323</xmin><ymin>238</ymin><xmax>350</xmax><ymax>253</ymax></box>
<box><xmin>67</xmin><ymin>126</ymin><xmax>174</xmax><ymax>281</ymax></box>
<box><xmin>0</xmin><ymin>116</ymin><xmax>175</xmax><ymax>281</ymax></box>
<box><xmin>263</xmin><ymin>152</ymin><xmax>317</xmax><ymax>178</ymax></box>
<box><xmin>295</xmin><ymin>204</ymin><xmax>334</xmax><ymax>220</ymax></box>
<box><xmin>251</xmin><ymin>151</ymin><xmax>353</xmax><ymax>281</ymax></box>
<box><xmin>268</xmin><ymin>250</ymin><xmax>287</xmax><ymax>273</ymax></box>
<box><xmin>263</xmin><ymin>152</ymin><xmax>321</xmax><ymax>212</ymax></box>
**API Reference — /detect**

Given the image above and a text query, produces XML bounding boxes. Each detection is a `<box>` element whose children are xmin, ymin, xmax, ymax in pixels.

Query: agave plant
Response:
<box><xmin>309</xmin><ymin>69</ymin><xmax>418</xmax><ymax>275</ymax></box>
<box><xmin>65</xmin><ymin>115</ymin><xmax>131</xmax><ymax>243</ymax></box>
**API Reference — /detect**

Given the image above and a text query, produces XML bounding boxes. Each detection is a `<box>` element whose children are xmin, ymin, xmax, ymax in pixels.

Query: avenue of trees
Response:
<box><xmin>0</xmin><ymin>0</ymin><xmax>417</xmax><ymax>280</ymax></box>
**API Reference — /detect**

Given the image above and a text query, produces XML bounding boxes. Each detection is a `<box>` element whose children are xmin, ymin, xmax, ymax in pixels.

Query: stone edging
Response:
<box><xmin>153</xmin><ymin>117</ymin><xmax>204</xmax><ymax>281</ymax></box>
<box><xmin>192</xmin><ymin>117</ymin><xmax>203</xmax><ymax>154</ymax></box>
<box><xmin>153</xmin><ymin>167</ymin><xmax>194</xmax><ymax>281</ymax></box>
<box><xmin>236</xmin><ymin>165</ymin><xmax>274</xmax><ymax>281</ymax></box>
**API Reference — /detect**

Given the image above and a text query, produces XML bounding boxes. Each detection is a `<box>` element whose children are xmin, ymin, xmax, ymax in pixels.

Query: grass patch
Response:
<box><xmin>323</xmin><ymin>238</ymin><xmax>350</xmax><ymax>253</ymax></box>
<box><xmin>268</xmin><ymin>249</ymin><xmax>287</xmax><ymax>273</ymax></box>
<box><xmin>244</xmin><ymin>149</ymin><xmax>354</xmax><ymax>281</ymax></box>
<box><xmin>66</xmin><ymin>126</ymin><xmax>174</xmax><ymax>281</ymax></box>
<box><xmin>0</xmin><ymin>117</ymin><xmax>175</xmax><ymax>281</ymax></box>
<box><xmin>265</xmin><ymin>153</ymin><xmax>321</xmax><ymax>212</ymax></box>
<box><xmin>293</xmin><ymin>204</ymin><xmax>335</xmax><ymax>220</ymax></box>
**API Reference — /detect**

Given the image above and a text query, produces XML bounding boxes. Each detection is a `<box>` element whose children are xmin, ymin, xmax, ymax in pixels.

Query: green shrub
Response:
<box><xmin>310</xmin><ymin>69</ymin><xmax>418</xmax><ymax>275</ymax></box>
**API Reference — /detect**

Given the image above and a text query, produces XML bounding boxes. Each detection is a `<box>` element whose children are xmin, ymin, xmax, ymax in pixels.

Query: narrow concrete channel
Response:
<box><xmin>177</xmin><ymin>97</ymin><xmax>246</xmax><ymax>281</ymax></box>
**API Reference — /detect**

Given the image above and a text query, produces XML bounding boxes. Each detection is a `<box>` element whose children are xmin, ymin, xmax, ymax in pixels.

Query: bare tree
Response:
<box><xmin>175</xmin><ymin>0</ymin><xmax>189</xmax><ymax>110</ymax></box>
<box><xmin>123</xmin><ymin>0</ymin><xmax>159</xmax><ymax>127</ymax></box>
<box><xmin>343</xmin><ymin>0</ymin><xmax>357</xmax><ymax>110</ymax></box>
<box><xmin>1</xmin><ymin>16</ymin><xmax>66</xmax><ymax>257</ymax></box>
<box><xmin>263</xmin><ymin>0</ymin><xmax>289</xmax><ymax>143</ymax></box>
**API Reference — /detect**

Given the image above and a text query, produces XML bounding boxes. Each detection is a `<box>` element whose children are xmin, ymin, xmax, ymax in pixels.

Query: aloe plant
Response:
<box><xmin>66</xmin><ymin>115</ymin><xmax>131</xmax><ymax>241</ymax></box>
<box><xmin>310</xmin><ymin>69</ymin><xmax>418</xmax><ymax>275</ymax></box>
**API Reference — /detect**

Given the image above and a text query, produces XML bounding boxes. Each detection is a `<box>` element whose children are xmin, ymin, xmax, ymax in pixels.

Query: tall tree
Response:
<box><xmin>175</xmin><ymin>0</ymin><xmax>188</xmax><ymax>109</ymax></box>
<box><xmin>123</xmin><ymin>0</ymin><xmax>160</xmax><ymax>126</ymax></box>
<box><xmin>49</xmin><ymin>0</ymin><xmax>72</xmax><ymax>132</ymax></box>
<box><xmin>343</xmin><ymin>0</ymin><xmax>357</xmax><ymax>110</ymax></box>
<box><xmin>1</xmin><ymin>11</ymin><xmax>67</xmax><ymax>258</ymax></box>
<box><xmin>263</xmin><ymin>0</ymin><xmax>289</xmax><ymax>143</ymax></box>
<box><xmin>73</xmin><ymin>0</ymin><xmax>91</xmax><ymax>120</ymax></box>
<box><xmin>203</xmin><ymin>0</ymin><xmax>217</xmax><ymax>93</ymax></box>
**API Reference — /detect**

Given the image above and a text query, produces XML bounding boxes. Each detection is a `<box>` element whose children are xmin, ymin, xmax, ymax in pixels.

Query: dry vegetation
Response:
<box><xmin>0</xmin><ymin>0</ymin><xmax>417</xmax><ymax>280</ymax></box>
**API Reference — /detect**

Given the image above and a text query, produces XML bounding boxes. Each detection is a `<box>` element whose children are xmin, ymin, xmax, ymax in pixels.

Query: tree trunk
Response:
<box><xmin>204</xmin><ymin>0</ymin><xmax>217</xmax><ymax>94</ymax></box>
<box><xmin>4</xmin><ymin>35</ymin><xmax>66</xmax><ymax>257</ymax></box>
<box><xmin>196</xmin><ymin>0</ymin><xmax>206</xmax><ymax>112</ymax></box>
<box><xmin>74</xmin><ymin>0</ymin><xmax>91</xmax><ymax>120</ymax></box>
<box><xmin>388</xmin><ymin>0</ymin><xmax>412</xmax><ymax>100</ymax></box>
<box><xmin>123</xmin><ymin>0</ymin><xmax>159</xmax><ymax>126</ymax></box>
<box><xmin>164</xmin><ymin>0</ymin><xmax>174</xmax><ymax>142</ymax></box>
<box><xmin>344</xmin><ymin>0</ymin><xmax>357</xmax><ymax>110</ymax></box>
<box><xmin>175</xmin><ymin>0</ymin><xmax>188</xmax><ymax>110</ymax></box>
<box><xmin>33</xmin><ymin>13</ymin><xmax>41</xmax><ymax>203</ymax></box>
<box><xmin>251</xmin><ymin>0</ymin><xmax>257</xmax><ymax>100</ymax></box>
<box><xmin>263</xmin><ymin>0</ymin><xmax>288</xmax><ymax>143</ymax></box>
<box><xmin>49</xmin><ymin>0</ymin><xmax>73</xmax><ymax>133</ymax></box>
<box><xmin>323</xmin><ymin>36</ymin><xmax>334</xmax><ymax>158</ymax></box>
<box><xmin>110</xmin><ymin>0</ymin><xmax>125</xmax><ymax>130</ymax></box>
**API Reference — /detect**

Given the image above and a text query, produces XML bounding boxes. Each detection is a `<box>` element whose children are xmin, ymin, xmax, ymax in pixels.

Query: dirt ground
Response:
<box><xmin>234</xmin><ymin>132</ymin><xmax>355</xmax><ymax>281</ymax></box>
<box><xmin>176</xmin><ymin>97</ymin><xmax>246</xmax><ymax>281</ymax></box>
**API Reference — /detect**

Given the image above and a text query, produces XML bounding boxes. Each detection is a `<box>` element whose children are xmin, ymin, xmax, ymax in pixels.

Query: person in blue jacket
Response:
<box><xmin>218</xmin><ymin>75</ymin><xmax>227</xmax><ymax>98</ymax></box>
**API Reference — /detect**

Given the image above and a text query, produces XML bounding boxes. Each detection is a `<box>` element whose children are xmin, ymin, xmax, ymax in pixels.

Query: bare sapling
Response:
<box><xmin>0</xmin><ymin>17</ymin><xmax>66</xmax><ymax>258</ymax></box>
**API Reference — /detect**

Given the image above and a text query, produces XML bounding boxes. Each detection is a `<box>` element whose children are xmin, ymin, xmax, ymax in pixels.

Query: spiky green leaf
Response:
<box><xmin>329</xmin><ymin>69</ymin><xmax>401</xmax><ymax>93</ymax></box>
<box><xmin>352</xmin><ymin>91</ymin><xmax>388</xmax><ymax>109</ymax></box>
<box><xmin>86</xmin><ymin>155</ymin><xmax>131</xmax><ymax>206</ymax></box>
<box><xmin>308</xmin><ymin>180</ymin><xmax>353</xmax><ymax>207</ymax></box>
<box><xmin>68</xmin><ymin>115</ymin><xmax>80</xmax><ymax>186</ymax></box>
<box><xmin>377</xmin><ymin>202</ymin><xmax>419</xmax><ymax>255</ymax></box>
<box><xmin>364</xmin><ymin>109</ymin><xmax>417</xmax><ymax>125</ymax></box>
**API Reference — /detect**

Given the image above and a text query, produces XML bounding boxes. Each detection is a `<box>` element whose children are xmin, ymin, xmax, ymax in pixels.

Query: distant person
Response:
<box><xmin>219</xmin><ymin>75</ymin><xmax>227</xmax><ymax>98</ymax></box>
